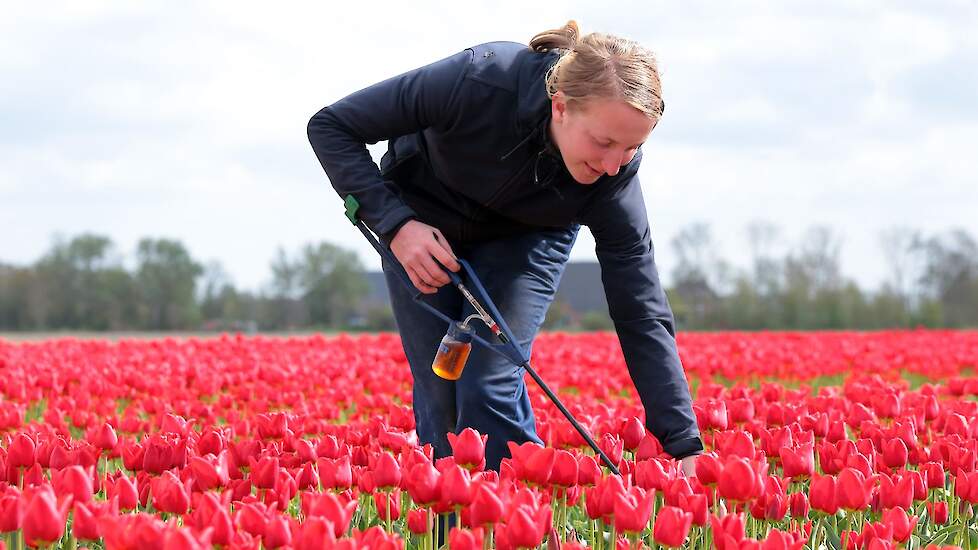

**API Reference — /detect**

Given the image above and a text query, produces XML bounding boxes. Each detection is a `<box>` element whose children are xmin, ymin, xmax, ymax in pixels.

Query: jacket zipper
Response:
<box><xmin>484</xmin><ymin>152</ymin><xmax>535</xmax><ymax>209</ymax></box>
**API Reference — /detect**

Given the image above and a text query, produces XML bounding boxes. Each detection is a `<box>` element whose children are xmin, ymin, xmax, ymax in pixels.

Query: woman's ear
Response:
<box><xmin>551</xmin><ymin>91</ymin><xmax>568</xmax><ymax>124</ymax></box>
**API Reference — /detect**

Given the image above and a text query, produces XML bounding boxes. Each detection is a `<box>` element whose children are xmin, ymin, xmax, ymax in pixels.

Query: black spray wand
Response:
<box><xmin>344</xmin><ymin>195</ymin><xmax>621</xmax><ymax>476</ymax></box>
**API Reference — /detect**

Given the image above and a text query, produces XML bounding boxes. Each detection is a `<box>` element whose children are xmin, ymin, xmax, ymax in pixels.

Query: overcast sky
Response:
<box><xmin>2</xmin><ymin>1</ymin><xmax>976</xmax><ymax>292</ymax></box>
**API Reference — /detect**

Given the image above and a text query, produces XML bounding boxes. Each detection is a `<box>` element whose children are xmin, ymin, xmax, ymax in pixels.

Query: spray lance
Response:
<box><xmin>344</xmin><ymin>195</ymin><xmax>621</xmax><ymax>476</ymax></box>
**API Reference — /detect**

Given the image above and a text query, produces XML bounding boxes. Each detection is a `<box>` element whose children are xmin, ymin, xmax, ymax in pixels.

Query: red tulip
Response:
<box><xmin>256</xmin><ymin>412</ymin><xmax>289</xmax><ymax>440</ymax></box>
<box><xmin>761</xmin><ymin>427</ymin><xmax>793</xmax><ymax>458</ymax></box>
<box><xmin>874</xmin><ymin>392</ymin><xmax>901</xmax><ymax>419</ymax></box>
<box><xmin>621</xmin><ymin>417</ymin><xmax>647</xmax><ymax>450</ymax></box>
<box><xmin>469</xmin><ymin>482</ymin><xmax>504</xmax><ymax>527</ymax></box>
<box><xmin>499</xmin><ymin>504</ymin><xmax>550</xmax><ymax>549</ymax></box>
<box><xmin>879</xmin><ymin>473</ymin><xmax>913</xmax><ymax>510</ymax></box>
<box><xmin>91</xmin><ymin>423</ymin><xmax>118</xmax><ymax>452</ymax></box>
<box><xmin>142</xmin><ymin>436</ymin><xmax>174</xmax><ymax>475</ymax></box>
<box><xmin>550</xmin><ymin>449</ymin><xmax>578</xmax><ymax>487</ymax></box>
<box><xmin>21</xmin><ymin>485</ymin><xmax>70</xmax><ymax>548</ymax></box>
<box><xmin>907</xmin><ymin>469</ymin><xmax>927</xmax><ymax>502</ymax></box>
<box><xmin>694</xmin><ymin>452</ymin><xmax>722</xmax><ymax>486</ymax></box>
<box><xmin>598</xmin><ymin>433</ymin><xmax>624</xmax><ymax>469</ymax></box>
<box><xmin>761</xmin><ymin>528</ymin><xmax>808</xmax><ymax>550</ymax></box>
<box><xmin>371</xmin><ymin>451</ymin><xmax>402</xmax><ymax>489</ymax></box>
<box><xmin>663</xmin><ymin>476</ymin><xmax>693</xmax><ymax>508</ymax></box>
<box><xmin>189</xmin><ymin>492</ymin><xmax>232</xmax><ymax>546</ymax></box>
<box><xmin>677</xmin><ymin>492</ymin><xmax>708</xmax><ymax>526</ymax></box>
<box><xmin>292</xmin><ymin>516</ymin><xmax>337</xmax><ymax>550</ymax></box>
<box><xmin>72</xmin><ymin>501</ymin><xmax>102</xmax><ymax>541</ymax></box>
<box><xmin>189</xmin><ymin>452</ymin><xmax>230</xmax><ymax>490</ymax></box>
<box><xmin>883</xmin><ymin>506</ymin><xmax>917</xmax><ymax>543</ymax></box>
<box><xmin>0</xmin><ymin>488</ymin><xmax>22</xmax><ymax>533</ymax></box>
<box><xmin>720</xmin><ymin>430</ymin><xmax>757</xmax><ymax>459</ymax></box>
<box><xmin>635</xmin><ymin>433</ymin><xmax>664</xmax><ymax>461</ymax></box>
<box><xmin>53</xmin><ymin>465</ymin><xmax>94</xmax><ymax>504</ymax></box>
<box><xmin>789</xmin><ymin>491</ymin><xmax>810</xmax><ymax>519</ymax></box>
<box><xmin>405</xmin><ymin>461</ymin><xmax>441</xmax><ymax>505</ymax></box>
<box><xmin>920</xmin><ymin>462</ymin><xmax>947</xmax><ymax>489</ymax></box>
<box><xmin>249</xmin><ymin>456</ymin><xmax>279</xmax><ymax>490</ymax></box>
<box><xmin>295</xmin><ymin>462</ymin><xmax>320</xmax><ymax>490</ymax></box>
<box><xmin>710</xmin><ymin>512</ymin><xmax>746</xmax><ymax>550</ymax></box>
<box><xmin>317</xmin><ymin>455</ymin><xmax>353</xmax><ymax>490</ymax></box>
<box><xmin>121</xmin><ymin>442</ymin><xmax>145</xmax><ymax>472</ymax></box>
<box><xmin>577</xmin><ymin>454</ymin><xmax>601</xmax><ymax>486</ymax></box>
<box><xmin>810</xmin><ymin>474</ymin><xmax>839</xmax><ymax>515</ymax></box>
<box><xmin>439</xmin><ymin>464</ymin><xmax>474</xmax><ymax>507</ymax></box>
<box><xmin>300</xmin><ymin>491</ymin><xmax>357</xmax><ymax>538</ymax></box>
<box><xmin>838</xmin><ymin>468</ymin><xmax>874</xmax><ymax>511</ymax></box>
<box><xmin>718</xmin><ymin>456</ymin><xmax>760</xmax><ymax>502</ymax></box>
<box><xmin>449</xmin><ymin>527</ymin><xmax>484</xmax><ymax>550</ymax></box>
<box><xmin>8</xmin><ymin>434</ymin><xmax>36</xmax><ymax>469</ymax></box>
<box><xmin>926</xmin><ymin>500</ymin><xmax>949</xmax><ymax>525</ymax></box>
<box><xmin>614</xmin><ymin>486</ymin><xmax>655</xmax><ymax>534</ymax></box>
<box><xmin>652</xmin><ymin>506</ymin><xmax>693</xmax><ymax>548</ymax></box>
<box><xmin>263</xmin><ymin>514</ymin><xmax>292</xmax><ymax>549</ymax></box>
<box><xmin>407</xmin><ymin>507</ymin><xmax>432</xmax><ymax>534</ymax></box>
<box><xmin>780</xmin><ymin>444</ymin><xmax>815</xmax><ymax>480</ymax></box>
<box><xmin>197</xmin><ymin>428</ymin><xmax>227</xmax><ymax>456</ymax></box>
<box><xmin>99</xmin><ymin>512</ymin><xmax>166</xmax><ymax>549</ymax></box>
<box><xmin>150</xmin><ymin>471</ymin><xmax>190</xmax><ymax>515</ymax></box>
<box><xmin>447</xmin><ymin>428</ymin><xmax>487</xmax><ymax>471</ymax></box>
<box><xmin>728</xmin><ymin>398</ymin><xmax>755</xmax><ymax>424</ymax></box>
<box><xmin>236</xmin><ymin>501</ymin><xmax>270</xmax><ymax>538</ymax></box>
<box><xmin>105</xmin><ymin>474</ymin><xmax>138</xmax><ymax>511</ymax></box>
<box><xmin>507</xmin><ymin>442</ymin><xmax>555</xmax><ymax>486</ymax></box>
<box><xmin>374</xmin><ymin>488</ymin><xmax>402</xmax><ymax>521</ymax></box>
<box><xmin>882</xmin><ymin>438</ymin><xmax>909</xmax><ymax>469</ymax></box>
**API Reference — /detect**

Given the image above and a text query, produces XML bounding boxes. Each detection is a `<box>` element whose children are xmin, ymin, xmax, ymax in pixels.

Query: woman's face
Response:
<box><xmin>548</xmin><ymin>92</ymin><xmax>656</xmax><ymax>184</ymax></box>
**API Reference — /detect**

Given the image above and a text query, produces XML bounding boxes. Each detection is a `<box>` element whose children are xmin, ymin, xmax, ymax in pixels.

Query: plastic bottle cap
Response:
<box><xmin>448</xmin><ymin>321</ymin><xmax>474</xmax><ymax>343</ymax></box>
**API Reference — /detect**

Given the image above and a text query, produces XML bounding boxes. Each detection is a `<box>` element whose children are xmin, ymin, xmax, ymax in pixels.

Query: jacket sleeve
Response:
<box><xmin>306</xmin><ymin>49</ymin><xmax>473</xmax><ymax>238</ymax></box>
<box><xmin>579</xmin><ymin>151</ymin><xmax>704</xmax><ymax>459</ymax></box>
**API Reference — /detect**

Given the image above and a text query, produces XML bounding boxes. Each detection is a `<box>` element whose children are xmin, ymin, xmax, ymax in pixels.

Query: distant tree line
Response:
<box><xmin>543</xmin><ymin>223</ymin><xmax>978</xmax><ymax>331</ymax></box>
<box><xmin>0</xmin><ymin>234</ymin><xmax>377</xmax><ymax>332</ymax></box>
<box><xmin>1</xmin><ymin>223</ymin><xmax>976</xmax><ymax>332</ymax></box>
<box><xmin>664</xmin><ymin>223</ymin><xmax>976</xmax><ymax>330</ymax></box>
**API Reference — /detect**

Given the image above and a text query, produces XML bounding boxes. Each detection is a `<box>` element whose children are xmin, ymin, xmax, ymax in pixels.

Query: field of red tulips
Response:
<box><xmin>2</xmin><ymin>330</ymin><xmax>978</xmax><ymax>549</ymax></box>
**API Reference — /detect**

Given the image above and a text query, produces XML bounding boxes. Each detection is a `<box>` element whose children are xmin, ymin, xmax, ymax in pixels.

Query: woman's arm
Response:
<box><xmin>306</xmin><ymin>48</ymin><xmax>473</xmax><ymax>238</ymax></box>
<box><xmin>580</xmin><ymin>152</ymin><xmax>704</xmax><ymax>460</ymax></box>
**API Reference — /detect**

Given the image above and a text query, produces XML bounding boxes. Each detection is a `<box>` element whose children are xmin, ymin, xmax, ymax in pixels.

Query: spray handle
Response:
<box><xmin>433</xmin><ymin>258</ymin><xmax>463</xmax><ymax>287</ymax></box>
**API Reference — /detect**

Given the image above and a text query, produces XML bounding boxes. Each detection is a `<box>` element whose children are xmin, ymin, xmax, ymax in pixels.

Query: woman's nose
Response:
<box><xmin>602</xmin><ymin>153</ymin><xmax>622</xmax><ymax>176</ymax></box>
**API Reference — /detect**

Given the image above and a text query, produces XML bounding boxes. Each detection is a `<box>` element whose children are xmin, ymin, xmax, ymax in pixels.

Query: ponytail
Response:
<box><xmin>528</xmin><ymin>20</ymin><xmax>580</xmax><ymax>53</ymax></box>
<box><xmin>527</xmin><ymin>20</ymin><xmax>664</xmax><ymax>120</ymax></box>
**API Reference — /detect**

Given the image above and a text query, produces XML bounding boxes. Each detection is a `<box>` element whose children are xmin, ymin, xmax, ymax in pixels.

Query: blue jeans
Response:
<box><xmin>383</xmin><ymin>225</ymin><xmax>580</xmax><ymax>470</ymax></box>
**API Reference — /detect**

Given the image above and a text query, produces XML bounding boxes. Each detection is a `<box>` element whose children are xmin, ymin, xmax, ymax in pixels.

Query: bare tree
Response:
<box><xmin>920</xmin><ymin>229</ymin><xmax>978</xmax><ymax>327</ymax></box>
<box><xmin>671</xmin><ymin>222</ymin><xmax>731</xmax><ymax>293</ymax></box>
<box><xmin>745</xmin><ymin>220</ymin><xmax>783</xmax><ymax>295</ymax></box>
<box><xmin>878</xmin><ymin>226</ymin><xmax>925</xmax><ymax>307</ymax></box>
<box><xmin>797</xmin><ymin>226</ymin><xmax>843</xmax><ymax>293</ymax></box>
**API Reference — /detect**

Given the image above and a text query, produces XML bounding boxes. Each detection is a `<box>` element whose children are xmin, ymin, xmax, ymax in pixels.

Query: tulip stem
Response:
<box><xmin>560</xmin><ymin>489</ymin><xmax>568</xmax><ymax>541</ymax></box>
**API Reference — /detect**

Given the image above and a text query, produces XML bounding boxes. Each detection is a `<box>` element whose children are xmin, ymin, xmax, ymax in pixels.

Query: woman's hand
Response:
<box><xmin>390</xmin><ymin>220</ymin><xmax>460</xmax><ymax>294</ymax></box>
<box><xmin>680</xmin><ymin>454</ymin><xmax>698</xmax><ymax>478</ymax></box>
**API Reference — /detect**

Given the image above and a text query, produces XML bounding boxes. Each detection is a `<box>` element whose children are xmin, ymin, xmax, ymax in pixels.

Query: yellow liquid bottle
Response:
<box><xmin>431</xmin><ymin>322</ymin><xmax>474</xmax><ymax>380</ymax></box>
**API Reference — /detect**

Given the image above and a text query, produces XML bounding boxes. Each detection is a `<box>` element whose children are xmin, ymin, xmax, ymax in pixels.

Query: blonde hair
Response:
<box><xmin>528</xmin><ymin>20</ymin><xmax>665</xmax><ymax>120</ymax></box>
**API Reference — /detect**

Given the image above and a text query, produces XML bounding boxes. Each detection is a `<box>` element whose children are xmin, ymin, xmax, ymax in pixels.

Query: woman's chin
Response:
<box><xmin>572</xmin><ymin>165</ymin><xmax>603</xmax><ymax>185</ymax></box>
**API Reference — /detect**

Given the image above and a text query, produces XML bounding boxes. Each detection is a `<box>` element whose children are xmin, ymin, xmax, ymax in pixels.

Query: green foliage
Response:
<box><xmin>1</xmin><ymin>223</ymin><xmax>977</xmax><ymax>332</ymax></box>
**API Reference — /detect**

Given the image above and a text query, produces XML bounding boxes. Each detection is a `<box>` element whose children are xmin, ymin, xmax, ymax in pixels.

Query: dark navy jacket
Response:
<box><xmin>307</xmin><ymin>41</ymin><xmax>703</xmax><ymax>458</ymax></box>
